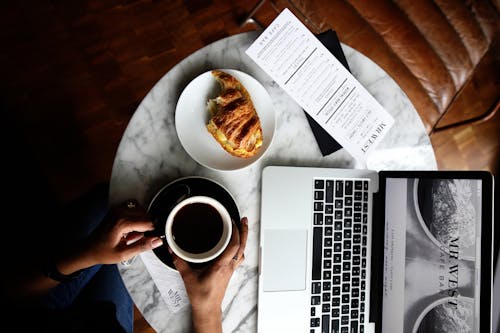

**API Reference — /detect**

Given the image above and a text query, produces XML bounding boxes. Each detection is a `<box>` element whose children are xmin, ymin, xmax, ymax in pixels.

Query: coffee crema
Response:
<box><xmin>171</xmin><ymin>202</ymin><xmax>224</xmax><ymax>254</ymax></box>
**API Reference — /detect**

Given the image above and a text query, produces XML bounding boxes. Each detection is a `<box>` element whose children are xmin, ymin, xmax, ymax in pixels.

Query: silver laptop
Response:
<box><xmin>257</xmin><ymin>165</ymin><xmax>494</xmax><ymax>333</ymax></box>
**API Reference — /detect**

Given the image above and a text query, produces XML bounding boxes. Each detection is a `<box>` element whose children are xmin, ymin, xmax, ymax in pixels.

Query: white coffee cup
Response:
<box><xmin>165</xmin><ymin>196</ymin><xmax>232</xmax><ymax>263</ymax></box>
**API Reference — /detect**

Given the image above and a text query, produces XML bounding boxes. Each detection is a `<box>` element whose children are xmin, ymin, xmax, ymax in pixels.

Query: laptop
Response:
<box><xmin>257</xmin><ymin>165</ymin><xmax>494</xmax><ymax>333</ymax></box>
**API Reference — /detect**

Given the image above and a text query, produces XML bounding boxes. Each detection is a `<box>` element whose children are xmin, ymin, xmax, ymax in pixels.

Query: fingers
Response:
<box><xmin>215</xmin><ymin>217</ymin><xmax>249</xmax><ymax>268</ymax></box>
<box><xmin>216</xmin><ymin>220</ymin><xmax>241</xmax><ymax>264</ymax></box>
<box><xmin>124</xmin><ymin>236</ymin><xmax>163</xmax><ymax>258</ymax></box>
<box><xmin>123</xmin><ymin>231</ymin><xmax>144</xmax><ymax>245</ymax></box>
<box><xmin>120</xmin><ymin>219</ymin><xmax>155</xmax><ymax>234</ymax></box>
<box><xmin>232</xmin><ymin>217</ymin><xmax>249</xmax><ymax>266</ymax></box>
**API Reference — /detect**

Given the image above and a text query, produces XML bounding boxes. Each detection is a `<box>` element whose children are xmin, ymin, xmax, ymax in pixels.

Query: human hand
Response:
<box><xmin>82</xmin><ymin>199</ymin><xmax>163</xmax><ymax>266</ymax></box>
<box><xmin>171</xmin><ymin>217</ymin><xmax>249</xmax><ymax>333</ymax></box>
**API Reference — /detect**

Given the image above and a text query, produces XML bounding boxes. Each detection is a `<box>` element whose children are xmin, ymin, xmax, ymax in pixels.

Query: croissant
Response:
<box><xmin>206</xmin><ymin>70</ymin><xmax>263</xmax><ymax>158</ymax></box>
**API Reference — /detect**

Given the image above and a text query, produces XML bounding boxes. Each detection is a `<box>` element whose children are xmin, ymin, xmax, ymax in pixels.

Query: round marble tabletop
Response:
<box><xmin>109</xmin><ymin>30</ymin><xmax>437</xmax><ymax>332</ymax></box>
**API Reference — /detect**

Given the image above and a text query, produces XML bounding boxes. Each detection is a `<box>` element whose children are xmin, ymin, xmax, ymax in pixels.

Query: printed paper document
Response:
<box><xmin>246</xmin><ymin>8</ymin><xmax>394</xmax><ymax>161</ymax></box>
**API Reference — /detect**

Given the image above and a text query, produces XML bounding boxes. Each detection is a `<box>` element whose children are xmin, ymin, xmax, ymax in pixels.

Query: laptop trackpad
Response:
<box><xmin>262</xmin><ymin>229</ymin><xmax>307</xmax><ymax>292</ymax></box>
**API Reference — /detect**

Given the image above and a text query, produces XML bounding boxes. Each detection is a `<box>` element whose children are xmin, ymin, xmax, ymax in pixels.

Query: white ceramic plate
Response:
<box><xmin>175</xmin><ymin>69</ymin><xmax>275</xmax><ymax>171</ymax></box>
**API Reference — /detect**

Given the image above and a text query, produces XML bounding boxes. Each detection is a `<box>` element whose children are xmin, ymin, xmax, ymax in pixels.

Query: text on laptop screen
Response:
<box><xmin>382</xmin><ymin>177</ymin><xmax>482</xmax><ymax>333</ymax></box>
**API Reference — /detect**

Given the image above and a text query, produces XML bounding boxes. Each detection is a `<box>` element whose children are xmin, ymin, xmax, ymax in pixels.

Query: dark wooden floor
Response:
<box><xmin>1</xmin><ymin>1</ymin><xmax>498</xmax><ymax>332</ymax></box>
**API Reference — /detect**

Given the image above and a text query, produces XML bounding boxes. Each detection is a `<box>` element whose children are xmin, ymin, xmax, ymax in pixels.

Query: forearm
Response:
<box><xmin>54</xmin><ymin>242</ymin><xmax>97</xmax><ymax>275</ymax></box>
<box><xmin>8</xmin><ymin>244</ymin><xmax>97</xmax><ymax>301</ymax></box>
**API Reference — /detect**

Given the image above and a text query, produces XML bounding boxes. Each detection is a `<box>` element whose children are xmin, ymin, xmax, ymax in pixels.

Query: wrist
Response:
<box><xmin>52</xmin><ymin>243</ymin><xmax>96</xmax><ymax>277</ymax></box>
<box><xmin>191</xmin><ymin>306</ymin><xmax>222</xmax><ymax>333</ymax></box>
<box><xmin>43</xmin><ymin>256</ymin><xmax>84</xmax><ymax>282</ymax></box>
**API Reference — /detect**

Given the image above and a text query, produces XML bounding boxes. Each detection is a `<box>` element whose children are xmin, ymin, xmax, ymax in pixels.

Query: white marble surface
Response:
<box><xmin>109</xmin><ymin>30</ymin><xmax>437</xmax><ymax>332</ymax></box>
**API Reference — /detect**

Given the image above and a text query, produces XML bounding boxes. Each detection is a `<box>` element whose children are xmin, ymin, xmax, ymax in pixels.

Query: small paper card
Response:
<box><xmin>140</xmin><ymin>251</ymin><xmax>189</xmax><ymax>313</ymax></box>
<box><xmin>246</xmin><ymin>8</ymin><xmax>395</xmax><ymax>162</ymax></box>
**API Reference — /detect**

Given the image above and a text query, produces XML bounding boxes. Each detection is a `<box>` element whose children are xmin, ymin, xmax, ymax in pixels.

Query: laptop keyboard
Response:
<box><xmin>310</xmin><ymin>178</ymin><xmax>370</xmax><ymax>333</ymax></box>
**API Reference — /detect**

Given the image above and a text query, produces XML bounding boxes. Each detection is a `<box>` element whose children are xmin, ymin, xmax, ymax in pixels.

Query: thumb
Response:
<box><xmin>126</xmin><ymin>236</ymin><xmax>163</xmax><ymax>256</ymax></box>
<box><xmin>169</xmin><ymin>249</ymin><xmax>192</xmax><ymax>275</ymax></box>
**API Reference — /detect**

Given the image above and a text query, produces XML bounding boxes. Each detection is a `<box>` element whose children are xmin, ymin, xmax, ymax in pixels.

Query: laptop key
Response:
<box><xmin>332</xmin><ymin>307</ymin><xmax>340</xmax><ymax>317</ymax></box>
<box><xmin>335</xmin><ymin>181</ymin><xmax>344</xmax><ymax>197</ymax></box>
<box><xmin>332</xmin><ymin>297</ymin><xmax>340</xmax><ymax>306</ymax></box>
<box><xmin>322</xmin><ymin>315</ymin><xmax>330</xmax><ymax>333</ymax></box>
<box><xmin>315</xmin><ymin>180</ymin><xmax>324</xmax><ymax>189</ymax></box>
<box><xmin>354</xmin><ymin>191</ymin><xmax>362</xmax><ymax>200</ymax></box>
<box><xmin>311</xmin><ymin>318</ymin><xmax>320</xmax><ymax>327</ymax></box>
<box><xmin>314</xmin><ymin>191</ymin><xmax>324</xmax><ymax>200</ymax></box>
<box><xmin>315</xmin><ymin>202</ymin><xmax>324</xmax><ymax>211</ymax></box>
<box><xmin>351</xmin><ymin>320</ymin><xmax>358</xmax><ymax>333</ymax></box>
<box><xmin>341</xmin><ymin>315</ymin><xmax>349</xmax><ymax>325</ymax></box>
<box><xmin>334</xmin><ymin>254</ymin><xmax>342</xmax><ymax>263</ymax></box>
<box><xmin>345</xmin><ymin>181</ymin><xmax>353</xmax><ymax>195</ymax></box>
<box><xmin>333</xmin><ymin>242</ymin><xmax>341</xmax><ymax>252</ymax></box>
<box><xmin>312</xmin><ymin>282</ymin><xmax>321</xmax><ymax>294</ymax></box>
<box><xmin>354</xmin><ymin>213</ymin><xmax>361</xmax><ymax>222</ymax></box>
<box><xmin>312</xmin><ymin>296</ymin><xmax>321</xmax><ymax>305</ymax></box>
<box><xmin>314</xmin><ymin>213</ymin><xmax>323</xmax><ymax>225</ymax></box>
<box><xmin>352</xmin><ymin>299</ymin><xmax>359</xmax><ymax>308</ymax></box>
<box><xmin>326</xmin><ymin>181</ymin><xmax>334</xmax><ymax>202</ymax></box>
<box><xmin>343</xmin><ymin>261</ymin><xmax>350</xmax><ymax>270</ymax></box>
<box><xmin>332</xmin><ymin>319</ymin><xmax>340</xmax><ymax>332</ymax></box>
<box><xmin>312</xmin><ymin>227</ymin><xmax>322</xmax><ymax>280</ymax></box>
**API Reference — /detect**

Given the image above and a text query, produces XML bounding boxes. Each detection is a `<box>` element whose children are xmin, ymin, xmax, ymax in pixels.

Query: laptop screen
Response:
<box><xmin>379</xmin><ymin>172</ymin><xmax>493</xmax><ymax>333</ymax></box>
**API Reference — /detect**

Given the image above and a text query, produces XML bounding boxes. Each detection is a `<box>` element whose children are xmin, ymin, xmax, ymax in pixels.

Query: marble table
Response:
<box><xmin>109</xmin><ymin>30</ymin><xmax>437</xmax><ymax>332</ymax></box>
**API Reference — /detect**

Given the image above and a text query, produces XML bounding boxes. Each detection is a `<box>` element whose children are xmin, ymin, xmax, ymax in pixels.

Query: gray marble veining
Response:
<box><xmin>109</xmin><ymin>31</ymin><xmax>436</xmax><ymax>332</ymax></box>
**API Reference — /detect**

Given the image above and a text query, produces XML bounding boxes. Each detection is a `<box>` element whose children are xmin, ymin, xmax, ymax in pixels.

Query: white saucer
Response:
<box><xmin>175</xmin><ymin>68</ymin><xmax>275</xmax><ymax>171</ymax></box>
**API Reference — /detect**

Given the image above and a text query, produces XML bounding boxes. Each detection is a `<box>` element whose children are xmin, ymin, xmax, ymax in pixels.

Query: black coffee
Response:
<box><xmin>172</xmin><ymin>202</ymin><xmax>223</xmax><ymax>254</ymax></box>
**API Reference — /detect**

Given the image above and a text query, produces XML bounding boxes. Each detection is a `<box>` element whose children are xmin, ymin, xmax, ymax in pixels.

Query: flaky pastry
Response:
<box><xmin>206</xmin><ymin>70</ymin><xmax>263</xmax><ymax>158</ymax></box>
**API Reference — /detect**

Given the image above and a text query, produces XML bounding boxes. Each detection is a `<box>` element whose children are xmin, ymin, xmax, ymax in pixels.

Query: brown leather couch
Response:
<box><xmin>257</xmin><ymin>0</ymin><xmax>500</xmax><ymax>134</ymax></box>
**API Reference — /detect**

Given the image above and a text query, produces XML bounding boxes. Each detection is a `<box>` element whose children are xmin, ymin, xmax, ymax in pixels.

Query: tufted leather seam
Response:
<box><xmin>431</xmin><ymin>40</ymin><xmax>500</xmax><ymax>132</ymax></box>
<box><xmin>394</xmin><ymin>0</ymin><xmax>474</xmax><ymax>91</ymax></box>
<box><xmin>435</xmin><ymin>0</ymin><xmax>490</xmax><ymax>65</ymax></box>
<box><xmin>348</xmin><ymin>0</ymin><xmax>455</xmax><ymax>113</ymax></box>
